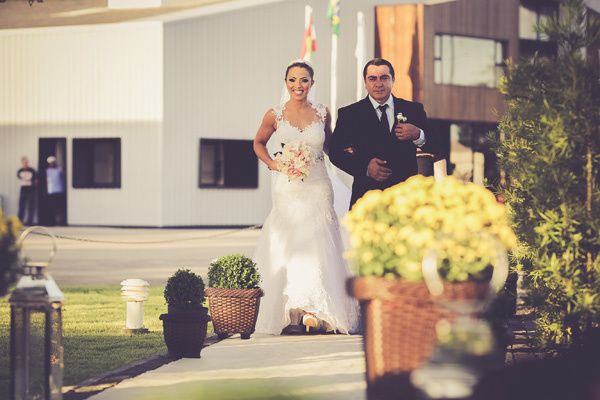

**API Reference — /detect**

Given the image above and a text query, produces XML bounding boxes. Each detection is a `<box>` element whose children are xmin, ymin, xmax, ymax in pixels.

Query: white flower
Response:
<box><xmin>396</xmin><ymin>112</ymin><xmax>407</xmax><ymax>123</ymax></box>
<box><xmin>277</xmin><ymin>141</ymin><xmax>314</xmax><ymax>181</ymax></box>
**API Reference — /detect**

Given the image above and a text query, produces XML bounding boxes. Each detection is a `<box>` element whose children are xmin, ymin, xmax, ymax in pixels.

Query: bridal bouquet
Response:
<box><xmin>274</xmin><ymin>141</ymin><xmax>315</xmax><ymax>181</ymax></box>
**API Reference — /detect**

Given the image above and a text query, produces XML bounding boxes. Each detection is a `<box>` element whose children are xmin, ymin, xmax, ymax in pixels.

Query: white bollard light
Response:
<box><xmin>120</xmin><ymin>279</ymin><xmax>150</xmax><ymax>335</ymax></box>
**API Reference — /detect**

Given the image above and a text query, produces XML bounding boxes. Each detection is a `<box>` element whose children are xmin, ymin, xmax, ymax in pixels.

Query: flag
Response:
<box><xmin>327</xmin><ymin>0</ymin><xmax>341</xmax><ymax>36</ymax></box>
<box><xmin>301</xmin><ymin>5</ymin><xmax>317</xmax><ymax>61</ymax></box>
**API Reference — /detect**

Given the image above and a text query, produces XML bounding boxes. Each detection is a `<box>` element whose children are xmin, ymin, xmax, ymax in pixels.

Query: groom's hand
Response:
<box><xmin>394</xmin><ymin>123</ymin><xmax>420</xmax><ymax>141</ymax></box>
<box><xmin>367</xmin><ymin>158</ymin><xmax>392</xmax><ymax>181</ymax></box>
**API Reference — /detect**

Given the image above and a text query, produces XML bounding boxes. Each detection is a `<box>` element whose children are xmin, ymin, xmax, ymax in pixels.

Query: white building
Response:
<box><xmin>5</xmin><ymin>0</ymin><xmax>594</xmax><ymax>226</ymax></box>
<box><xmin>0</xmin><ymin>0</ymin><xmax>396</xmax><ymax>227</ymax></box>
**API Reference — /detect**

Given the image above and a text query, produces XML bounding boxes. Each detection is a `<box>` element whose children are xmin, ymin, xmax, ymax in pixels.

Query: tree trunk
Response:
<box><xmin>586</xmin><ymin>140</ymin><xmax>592</xmax><ymax>274</ymax></box>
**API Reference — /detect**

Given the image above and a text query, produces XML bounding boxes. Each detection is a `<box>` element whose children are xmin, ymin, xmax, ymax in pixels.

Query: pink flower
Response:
<box><xmin>277</xmin><ymin>141</ymin><xmax>314</xmax><ymax>181</ymax></box>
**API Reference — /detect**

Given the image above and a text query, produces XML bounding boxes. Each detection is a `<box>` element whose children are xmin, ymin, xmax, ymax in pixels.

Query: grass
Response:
<box><xmin>0</xmin><ymin>285</ymin><xmax>212</xmax><ymax>398</ymax></box>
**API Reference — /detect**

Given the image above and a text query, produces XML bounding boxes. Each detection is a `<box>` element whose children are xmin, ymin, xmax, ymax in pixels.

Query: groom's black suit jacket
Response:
<box><xmin>330</xmin><ymin>95</ymin><xmax>430</xmax><ymax>208</ymax></box>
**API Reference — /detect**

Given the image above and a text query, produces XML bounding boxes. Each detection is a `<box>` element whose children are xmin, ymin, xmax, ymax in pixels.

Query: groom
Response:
<box><xmin>330</xmin><ymin>58</ymin><xmax>432</xmax><ymax>208</ymax></box>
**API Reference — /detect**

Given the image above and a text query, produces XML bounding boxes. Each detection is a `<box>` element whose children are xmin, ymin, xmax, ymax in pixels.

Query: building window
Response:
<box><xmin>519</xmin><ymin>0</ymin><xmax>558</xmax><ymax>57</ymax></box>
<box><xmin>434</xmin><ymin>35</ymin><xmax>506</xmax><ymax>88</ymax></box>
<box><xmin>199</xmin><ymin>139</ymin><xmax>258</xmax><ymax>188</ymax></box>
<box><xmin>519</xmin><ymin>0</ymin><xmax>557</xmax><ymax>40</ymax></box>
<box><xmin>448</xmin><ymin>122</ymin><xmax>498</xmax><ymax>185</ymax></box>
<box><xmin>73</xmin><ymin>138</ymin><xmax>121</xmax><ymax>188</ymax></box>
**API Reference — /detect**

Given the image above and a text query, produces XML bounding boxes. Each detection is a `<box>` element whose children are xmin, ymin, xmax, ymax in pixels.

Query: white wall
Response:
<box><xmin>0</xmin><ymin>22</ymin><xmax>163</xmax><ymax>124</ymax></box>
<box><xmin>160</xmin><ymin>0</ymin><xmax>389</xmax><ymax>226</ymax></box>
<box><xmin>0</xmin><ymin>123</ymin><xmax>162</xmax><ymax>226</ymax></box>
<box><xmin>0</xmin><ymin>22</ymin><xmax>164</xmax><ymax>225</ymax></box>
<box><xmin>161</xmin><ymin>1</ymin><xmax>294</xmax><ymax>226</ymax></box>
<box><xmin>0</xmin><ymin>0</ymin><xmax>422</xmax><ymax>226</ymax></box>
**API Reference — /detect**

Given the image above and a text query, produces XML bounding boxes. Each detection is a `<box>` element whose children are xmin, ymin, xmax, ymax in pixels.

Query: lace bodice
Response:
<box><xmin>271</xmin><ymin>102</ymin><xmax>327</xmax><ymax>156</ymax></box>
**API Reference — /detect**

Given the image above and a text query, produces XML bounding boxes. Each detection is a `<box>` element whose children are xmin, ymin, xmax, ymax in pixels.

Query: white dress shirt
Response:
<box><xmin>368</xmin><ymin>95</ymin><xmax>426</xmax><ymax>147</ymax></box>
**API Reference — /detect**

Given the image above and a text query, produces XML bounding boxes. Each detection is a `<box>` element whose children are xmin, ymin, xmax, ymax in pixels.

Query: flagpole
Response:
<box><xmin>328</xmin><ymin>0</ymin><xmax>340</xmax><ymax>126</ymax></box>
<box><xmin>355</xmin><ymin>11</ymin><xmax>366</xmax><ymax>101</ymax></box>
<box><xmin>330</xmin><ymin>33</ymin><xmax>338</xmax><ymax>125</ymax></box>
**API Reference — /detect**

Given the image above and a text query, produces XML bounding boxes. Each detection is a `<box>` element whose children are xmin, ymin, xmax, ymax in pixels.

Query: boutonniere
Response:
<box><xmin>396</xmin><ymin>112</ymin><xmax>407</xmax><ymax>123</ymax></box>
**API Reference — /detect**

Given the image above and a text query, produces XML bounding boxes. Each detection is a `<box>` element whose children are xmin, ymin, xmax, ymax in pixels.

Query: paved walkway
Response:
<box><xmin>87</xmin><ymin>334</ymin><xmax>366</xmax><ymax>400</ymax></box>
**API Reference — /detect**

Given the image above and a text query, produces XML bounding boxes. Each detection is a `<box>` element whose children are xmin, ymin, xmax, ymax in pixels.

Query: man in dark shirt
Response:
<box><xmin>17</xmin><ymin>156</ymin><xmax>37</xmax><ymax>225</ymax></box>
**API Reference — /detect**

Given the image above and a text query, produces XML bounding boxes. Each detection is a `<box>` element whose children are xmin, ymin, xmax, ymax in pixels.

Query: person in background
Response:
<box><xmin>16</xmin><ymin>156</ymin><xmax>37</xmax><ymax>225</ymax></box>
<box><xmin>46</xmin><ymin>156</ymin><xmax>65</xmax><ymax>226</ymax></box>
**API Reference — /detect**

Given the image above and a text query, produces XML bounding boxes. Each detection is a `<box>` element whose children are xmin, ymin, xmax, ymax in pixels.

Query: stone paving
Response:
<box><xmin>83</xmin><ymin>335</ymin><xmax>366</xmax><ymax>400</ymax></box>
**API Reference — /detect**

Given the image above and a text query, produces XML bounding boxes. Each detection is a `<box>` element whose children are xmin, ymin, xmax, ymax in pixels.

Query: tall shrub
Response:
<box><xmin>495</xmin><ymin>0</ymin><xmax>600</xmax><ymax>349</ymax></box>
<box><xmin>0</xmin><ymin>211</ymin><xmax>21</xmax><ymax>296</ymax></box>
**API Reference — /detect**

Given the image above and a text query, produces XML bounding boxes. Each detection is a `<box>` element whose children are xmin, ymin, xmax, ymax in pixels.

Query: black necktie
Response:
<box><xmin>378</xmin><ymin>104</ymin><xmax>390</xmax><ymax>133</ymax></box>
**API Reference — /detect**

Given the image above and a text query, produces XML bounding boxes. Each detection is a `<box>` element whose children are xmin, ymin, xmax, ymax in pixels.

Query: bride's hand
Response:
<box><xmin>268</xmin><ymin>159</ymin><xmax>281</xmax><ymax>172</ymax></box>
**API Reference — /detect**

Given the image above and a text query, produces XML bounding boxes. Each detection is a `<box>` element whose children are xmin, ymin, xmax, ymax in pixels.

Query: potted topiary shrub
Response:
<box><xmin>159</xmin><ymin>268</ymin><xmax>210</xmax><ymax>358</ymax></box>
<box><xmin>344</xmin><ymin>175</ymin><xmax>517</xmax><ymax>396</ymax></box>
<box><xmin>205</xmin><ymin>254</ymin><xmax>262</xmax><ymax>340</ymax></box>
<box><xmin>0</xmin><ymin>211</ymin><xmax>22</xmax><ymax>297</ymax></box>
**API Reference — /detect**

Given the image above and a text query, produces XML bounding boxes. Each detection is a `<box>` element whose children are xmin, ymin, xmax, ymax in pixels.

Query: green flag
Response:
<box><xmin>327</xmin><ymin>0</ymin><xmax>340</xmax><ymax>36</ymax></box>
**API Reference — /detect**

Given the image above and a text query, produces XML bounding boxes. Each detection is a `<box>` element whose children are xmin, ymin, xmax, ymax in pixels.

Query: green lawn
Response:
<box><xmin>0</xmin><ymin>285</ymin><xmax>206</xmax><ymax>398</ymax></box>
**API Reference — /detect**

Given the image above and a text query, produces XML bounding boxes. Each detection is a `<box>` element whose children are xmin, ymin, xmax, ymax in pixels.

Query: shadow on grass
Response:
<box><xmin>0</xmin><ymin>286</ymin><xmax>172</xmax><ymax>399</ymax></box>
<box><xmin>0</xmin><ymin>331</ymin><xmax>167</xmax><ymax>399</ymax></box>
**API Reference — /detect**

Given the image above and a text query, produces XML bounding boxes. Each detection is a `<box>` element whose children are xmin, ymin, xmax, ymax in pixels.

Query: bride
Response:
<box><xmin>252</xmin><ymin>59</ymin><xmax>359</xmax><ymax>335</ymax></box>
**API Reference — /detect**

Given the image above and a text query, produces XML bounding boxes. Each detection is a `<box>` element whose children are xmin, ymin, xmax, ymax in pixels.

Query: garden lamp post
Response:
<box><xmin>10</xmin><ymin>226</ymin><xmax>64</xmax><ymax>400</ymax></box>
<box><xmin>120</xmin><ymin>279</ymin><xmax>150</xmax><ymax>335</ymax></box>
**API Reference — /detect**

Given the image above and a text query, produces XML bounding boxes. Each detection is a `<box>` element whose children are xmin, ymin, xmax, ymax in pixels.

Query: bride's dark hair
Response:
<box><xmin>285</xmin><ymin>61</ymin><xmax>314</xmax><ymax>80</ymax></box>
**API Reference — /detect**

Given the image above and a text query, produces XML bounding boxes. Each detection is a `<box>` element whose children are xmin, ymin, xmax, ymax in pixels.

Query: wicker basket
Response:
<box><xmin>205</xmin><ymin>287</ymin><xmax>264</xmax><ymax>339</ymax></box>
<box><xmin>350</xmin><ymin>277</ymin><xmax>489</xmax><ymax>383</ymax></box>
<box><xmin>159</xmin><ymin>308</ymin><xmax>210</xmax><ymax>358</ymax></box>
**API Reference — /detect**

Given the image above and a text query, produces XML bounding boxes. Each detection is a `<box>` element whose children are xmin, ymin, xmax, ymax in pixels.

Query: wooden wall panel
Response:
<box><xmin>422</xmin><ymin>0</ymin><xmax>520</xmax><ymax>122</ymax></box>
<box><xmin>376</xmin><ymin>0</ymin><xmax>519</xmax><ymax>122</ymax></box>
<box><xmin>375</xmin><ymin>5</ymin><xmax>424</xmax><ymax>102</ymax></box>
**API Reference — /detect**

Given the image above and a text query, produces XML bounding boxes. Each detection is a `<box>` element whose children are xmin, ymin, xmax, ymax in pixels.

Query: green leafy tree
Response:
<box><xmin>495</xmin><ymin>0</ymin><xmax>600</xmax><ymax>349</ymax></box>
<box><xmin>0</xmin><ymin>211</ymin><xmax>21</xmax><ymax>297</ymax></box>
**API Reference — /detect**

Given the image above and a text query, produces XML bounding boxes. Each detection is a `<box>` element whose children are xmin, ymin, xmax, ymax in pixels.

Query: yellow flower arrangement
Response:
<box><xmin>0</xmin><ymin>210</ymin><xmax>22</xmax><ymax>296</ymax></box>
<box><xmin>344</xmin><ymin>175</ymin><xmax>517</xmax><ymax>282</ymax></box>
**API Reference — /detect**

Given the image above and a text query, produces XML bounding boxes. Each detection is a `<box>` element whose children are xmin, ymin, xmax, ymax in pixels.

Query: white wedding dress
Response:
<box><xmin>253</xmin><ymin>102</ymin><xmax>360</xmax><ymax>335</ymax></box>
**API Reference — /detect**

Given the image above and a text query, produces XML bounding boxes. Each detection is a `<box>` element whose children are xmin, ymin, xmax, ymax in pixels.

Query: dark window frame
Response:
<box><xmin>198</xmin><ymin>138</ymin><xmax>258</xmax><ymax>189</ymax></box>
<box><xmin>519</xmin><ymin>0</ymin><xmax>559</xmax><ymax>41</ymax></box>
<box><xmin>433</xmin><ymin>33</ymin><xmax>507</xmax><ymax>88</ymax></box>
<box><xmin>72</xmin><ymin>138</ymin><xmax>121</xmax><ymax>189</ymax></box>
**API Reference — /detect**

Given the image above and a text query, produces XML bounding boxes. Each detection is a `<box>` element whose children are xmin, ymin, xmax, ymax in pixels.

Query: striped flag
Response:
<box><xmin>301</xmin><ymin>5</ymin><xmax>317</xmax><ymax>61</ymax></box>
<box><xmin>327</xmin><ymin>0</ymin><xmax>340</xmax><ymax>36</ymax></box>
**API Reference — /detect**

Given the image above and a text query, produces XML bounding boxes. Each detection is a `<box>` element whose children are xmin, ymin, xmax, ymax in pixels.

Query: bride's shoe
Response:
<box><xmin>323</xmin><ymin>321</ymin><xmax>336</xmax><ymax>334</ymax></box>
<box><xmin>302</xmin><ymin>313</ymin><xmax>319</xmax><ymax>333</ymax></box>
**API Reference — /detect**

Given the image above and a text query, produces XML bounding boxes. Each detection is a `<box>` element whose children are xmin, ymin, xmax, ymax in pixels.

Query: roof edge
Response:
<box><xmin>143</xmin><ymin>0</ymin><xmax>289</xmax><ymax>23</ymax></box>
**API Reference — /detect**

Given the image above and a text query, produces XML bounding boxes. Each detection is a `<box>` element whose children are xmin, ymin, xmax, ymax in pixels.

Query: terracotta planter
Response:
<box><xmin>159</xmin><ymin>307</ymin><xmax>210</xmax><ymax>358</ymax></box>
<box><xmin>349</xmin><ymin>276</ymin><xmax>489</xmax><ymax>398</ymax></box>
<box><xmin>205</xmin><ymin>287</ymin><xmax>263</xmax><ymax>339</ymax></box>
